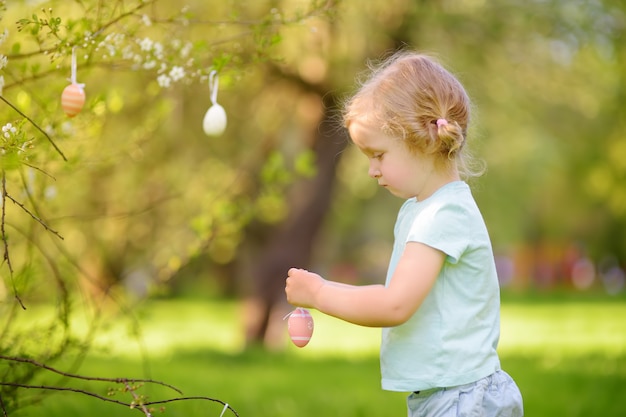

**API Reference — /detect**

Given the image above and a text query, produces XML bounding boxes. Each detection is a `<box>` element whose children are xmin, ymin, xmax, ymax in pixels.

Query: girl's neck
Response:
<box><xmin>415</xmin><ymin>168</ymin><xmax>460</xmax><ymax>202</ymax></box>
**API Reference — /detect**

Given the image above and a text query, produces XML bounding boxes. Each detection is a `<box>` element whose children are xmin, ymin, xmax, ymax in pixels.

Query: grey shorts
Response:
<box><xmin>406</xmin><ymin>370</ymin><xmax>523</xmax><ymax>417</ymax></box>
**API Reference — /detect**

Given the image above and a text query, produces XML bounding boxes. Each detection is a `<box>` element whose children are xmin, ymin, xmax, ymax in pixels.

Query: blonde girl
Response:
<box><xmin>285</xmin><ymin>51</ymin><xmax>523</xmax><ymax>417</ymax></box>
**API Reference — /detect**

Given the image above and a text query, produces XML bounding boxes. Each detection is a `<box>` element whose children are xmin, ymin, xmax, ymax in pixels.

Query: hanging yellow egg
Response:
<box><xmin>61</xmin><ymin>83</ymin><xmax>85</xmax><ymax>117</ymax></box>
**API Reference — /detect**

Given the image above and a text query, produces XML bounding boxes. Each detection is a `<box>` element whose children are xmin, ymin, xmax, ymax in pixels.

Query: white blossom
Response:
<box><xmin>157</xmin><ymin>74</ymin><xmax>171</xmax><ymax>88</ymax></box>
<box><xmin>142</xmin><ymin>14</ymin><xmax>152</xmax><ymax>26</ymax></box>
<box><xmin>45</xmin><ymin>186</ymin><xmax>57</xmax><ymax>200</ymax></box>
<box><xmin>0</xmin><ymin>54</ymin><xmax>7</xmax><ymax>70</ymax></box>
<box><xmin>153</xmin><ymin>42</ymin><xmax>164</xmax><ymax>59</ymax></box>
<box><xmin>169</xmin><ymin>66</ymin><xmax>185</xmax><ymax>82</ymax></box>
<box><xmin>98</xmin><ymin>33</ymin><xmax>124</xmax><ymax>58</ymax></box>
<box><xmin>0</xmin><ymin>29</ymin><xmax>8</xmax><ymax>46</ymax></box>
<box><xmin>105</xmin><ymin>44</ymin><xmax>116</xmax><ymax>57</ymax></box>
<box><xmin>139</xmin><ymin>37</ymin><xmax>153</xmax><ymax>52</ymax></box>
<box><xmin>180</xmin><ymin>42</ymin><xmax>193</xmax><ymax>59</ymax></box>
<box><xmin>122</xmin><ymin>45</ymin><xmax>134</xmax><ymax>60</ymax></box>
<box><xmin>2</xmin><ymin>123</ymin><xmax>16</xmax><ymax>136</ymax></box>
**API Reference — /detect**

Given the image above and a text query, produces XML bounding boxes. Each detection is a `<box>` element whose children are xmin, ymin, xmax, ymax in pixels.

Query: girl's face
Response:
<box><xmin>348</xmin><ymin>120</ymin><xmax>449</xmax><ymax>201</ymax></box>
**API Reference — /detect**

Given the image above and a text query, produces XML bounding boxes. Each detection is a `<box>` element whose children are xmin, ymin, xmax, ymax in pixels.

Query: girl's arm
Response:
<box><xmin>285</xmin><ymin>242</ymin><xmax>445</xmax><ymax>327</ymax></box>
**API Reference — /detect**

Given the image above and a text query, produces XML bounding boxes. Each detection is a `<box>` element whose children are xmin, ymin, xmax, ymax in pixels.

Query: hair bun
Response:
<box><xmin>435</xmin><ymin>119</ymin><xmax>465</xmax><ymax>157</ymax></box>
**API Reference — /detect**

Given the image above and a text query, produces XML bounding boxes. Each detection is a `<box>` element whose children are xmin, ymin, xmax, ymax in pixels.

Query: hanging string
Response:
<box><xmin>218</xmin><ymin>403</ymin><xmax>229</xmax><ymax>417</ymax></box>
<box><xmin>209</xmin><ymin>70</ymin><xmax>219</xmax><ymax>105</ymax></box>
<box><xmin>68</xmin><ymin>47</ymin><xmax>85</xmax><ymax>88</ymax></box>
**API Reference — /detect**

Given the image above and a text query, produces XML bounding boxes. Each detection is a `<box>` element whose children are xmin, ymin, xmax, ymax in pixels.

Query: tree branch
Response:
<box><xmin>0</xmin><ymin>382</ymin><xmax>240</xmax><ymax>417</ymax></box>
<box><xmin>0</xmin><ymin>356</ymin><xmax>181</xmax><ymax>394</ymax></box>
<box><xmin>0</xmin><ymin>355</ymin><xmax>241</xmax><ymax>416</ymax></box>
<box><xmin>0</xmin><ymin>358</ymin><xmax>158</xmax><ymax>415</ymax></box>
<box><xmin>0</xmin><ymin>171</ymin><xmax>26</xmax><ymax>310</ymax></box>
<box><xmin>0</xmin><ymin>382</ymin><xmax>133</xmax><ymax>409</ymax></box>
<box><xmin>0</xmin><ymin>95</ymin><xmax>67</xmax><ymax>162</ymax></box>
<box><xmin>0</xmin><ymin>392</ymin><xmax>8</xmax><ymax>417</ymax></box>
<box><xmin>3</xmin><ymin>191</ymin><xmax>64</xmax><ymax>240</ymax></box>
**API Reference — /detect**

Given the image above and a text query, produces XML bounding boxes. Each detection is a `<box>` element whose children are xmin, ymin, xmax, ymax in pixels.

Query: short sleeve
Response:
<box><xmin>405</xmin><ymin>200</ymin><xmax>470</xmax><ymax>264</ymax></box>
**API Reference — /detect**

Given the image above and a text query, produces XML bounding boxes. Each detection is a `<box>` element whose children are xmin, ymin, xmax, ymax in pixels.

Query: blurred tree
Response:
<box><xmin>312</xmin><ymin>0</ymin><xmax>626</xmax><ymax>293</ymax></box>
<box><xmin>0</xmin><ymin>0</ymin><xmax>338</xmax><ymax>412</ymax></box>
<box><xmin>234</xmin><ymin>0</ymin><xmax>626</xmax><ymax>345</ymax></box>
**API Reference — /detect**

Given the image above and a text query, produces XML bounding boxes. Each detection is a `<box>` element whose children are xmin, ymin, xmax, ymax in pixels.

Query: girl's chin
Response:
<box><xmin>387</xmin><ymin>188</ymin><xmax>410</xmax><ymax>199</ymax></box>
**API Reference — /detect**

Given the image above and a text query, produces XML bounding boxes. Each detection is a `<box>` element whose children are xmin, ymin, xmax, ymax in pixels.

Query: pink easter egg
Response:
<box><xmin>61</xmin><ymin>83</ymin><xmax>86</xmax><ymax>117</ymax></box>
<box><xmin>287</xmin><ymin>308</ymin><xmax>314</xmax><ymax>348</ymax></box>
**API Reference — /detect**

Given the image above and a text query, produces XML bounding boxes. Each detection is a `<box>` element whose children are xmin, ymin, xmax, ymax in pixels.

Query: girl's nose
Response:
<box><xmin>368</xmin><ymin>164</ymin><xmax>381</xmax><ymax>179</ymax></box>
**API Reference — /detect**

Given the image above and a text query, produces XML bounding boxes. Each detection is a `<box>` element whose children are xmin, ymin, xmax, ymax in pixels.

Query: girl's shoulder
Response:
<box><xmin>399</xmin><ymin>181</ymin><xmax>481</xmax><ymax>228</ymax></box>
<box><xmin>404</xmin><ymin>181</ymin><xmax>473</xmax><ymax>210</ymax></box>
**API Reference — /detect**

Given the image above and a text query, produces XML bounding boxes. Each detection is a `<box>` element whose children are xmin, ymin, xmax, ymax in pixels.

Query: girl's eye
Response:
<box><xmin>373</xmin><ymin>153</ymin><xmax>384</xmax><ymax>160</ymax></box>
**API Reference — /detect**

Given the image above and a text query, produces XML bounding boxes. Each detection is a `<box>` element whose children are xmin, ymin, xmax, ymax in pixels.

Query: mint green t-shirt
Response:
<box><xmin>380</xmin><ymin>181</ymin><xmax>501</xmax><ymax>392</ymax></box>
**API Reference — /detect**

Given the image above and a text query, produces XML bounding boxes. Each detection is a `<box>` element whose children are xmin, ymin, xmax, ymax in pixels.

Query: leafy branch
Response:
<box><xmin>0</xmin><ymin>355</ymin><xmax>239</xmax><ymax>417</ymax></box>
<box><xmin>0</xmin><ymin>1</ymin><xmax>340</xmax><ymax>416</ymax></box>
<box><xmin>0</xmin><ymin>95</ymin><xmax>66</xmax><ymax>161</ymax></box>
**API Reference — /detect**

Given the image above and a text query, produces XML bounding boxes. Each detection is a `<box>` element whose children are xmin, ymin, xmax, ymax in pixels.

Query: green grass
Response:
<box><xmin>6</xmin><ymin>292</ymin><xmax>626</xmax><ymax>416</ymax></box>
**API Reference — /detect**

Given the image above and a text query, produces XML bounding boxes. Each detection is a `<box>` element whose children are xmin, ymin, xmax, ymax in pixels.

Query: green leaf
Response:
<box><xmin>294</xmin><ymin>149</ymin><xmax>317</xmax><ymax>178</ymax></box>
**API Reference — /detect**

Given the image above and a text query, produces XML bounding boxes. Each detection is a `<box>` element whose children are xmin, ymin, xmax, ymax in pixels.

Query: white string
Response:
<box><xmin>209</xmin><ymin>70</ymin><xmax>219</xmax><ymax>105</ymax></box>
<box><xmin>218</xmin><ymin>403</ymin><xmax>229</xmax><ymax>417</ymax></box>
<box><xmin>68</xmin><ymin>46</ymin><xmax>85</xmax><ymax>88</ymax></box>
<box><xmin>70</xmin><ymin>47</ymin><xmax>77</xmax><ymax>84</ymax></box>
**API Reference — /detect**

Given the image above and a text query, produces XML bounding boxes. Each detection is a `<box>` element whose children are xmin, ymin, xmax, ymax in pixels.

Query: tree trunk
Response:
<box><xmin>244</xmin><ymin>92</ymin><xmax>348</xmax><ymax>348</ymax></box>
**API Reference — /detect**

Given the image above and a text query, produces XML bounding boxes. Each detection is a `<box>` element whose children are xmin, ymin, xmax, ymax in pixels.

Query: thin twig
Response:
<box><xmin>3</xmin><ymin>192</ymin><xmax>64</xmax><ymax>240</ymax></box>
<box><xmin>0</xmin><ymin>382</ymin><xmax>240</xmax><ymax>417</ymax></box>
<box><xmin>0</xmin><ymin>172</ymin><xmax>26</xmax><ymax>309</ymax></box>
<box><xmin>22</xmin><ymin>162</ymin><xmax>57</xmax><ymax>181</ymax></box>
<box><xmin>142</xmin><ymin>396</ymin><xmax>239</xmax><ymax>417</ymax></box>
<box><xmin>91</xmin><ymin>0</ymin><xmax>158</xmax><ymax>38</ymax></box>
<box><xmin>0</xmin><ymin>95</ymin><xmax>67</xmax><ymax>161</ymax></box>
<box><xmin>0</xmin><ymin>356</ymin><xmax>182</xmax><ymax>394</ymax></box>
<box><xmin>0</xmin><ymin>172</ymin><xmax>11</xmax><ymax>274</ymax></box>
<box><xmin>0</xmin><ymin>382</ymin><xmax>134</xmax><ymax>409</ymax></box>
<box><xmin>125</xmin><ymin>382</ymin><xmax>153</xmax><ymax>417</ymax></box>
<box><xmin>0</xmin><ymin>392</ymin><xmax>7</xmax><ymax>417</ymax></box>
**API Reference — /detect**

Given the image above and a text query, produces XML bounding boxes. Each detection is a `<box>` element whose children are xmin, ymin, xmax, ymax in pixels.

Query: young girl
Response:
<box><xmin>285</xmin><ymin>52</ymin><xmax>524</xmax><ymax>417</ymax></box>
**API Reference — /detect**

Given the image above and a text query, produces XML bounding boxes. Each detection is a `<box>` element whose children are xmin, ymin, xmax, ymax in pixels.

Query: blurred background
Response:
<box><xmin>0</xmin><ymin>0</ymin><xmax>625</xmax><ymax>416</ymax></box>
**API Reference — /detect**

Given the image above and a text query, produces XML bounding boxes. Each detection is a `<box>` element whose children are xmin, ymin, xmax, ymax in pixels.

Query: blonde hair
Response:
<box><xmin>344</xmin><ymin>51</ymin><xmax>483</xmax><ymax>178</ymax></box>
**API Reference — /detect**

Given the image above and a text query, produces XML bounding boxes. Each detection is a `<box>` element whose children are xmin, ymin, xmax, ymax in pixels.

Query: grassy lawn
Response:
<box><xmin>7</xmin><ymin>291</ymin><xmax>626</xmax><ymax>416</ymax></box>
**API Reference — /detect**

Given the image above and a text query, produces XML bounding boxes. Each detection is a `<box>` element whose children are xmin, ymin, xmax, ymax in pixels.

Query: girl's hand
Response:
<box><xmin>285</xmin><ymin>268</ymin><xmax>325</xmax><ymax>308</ymax></box>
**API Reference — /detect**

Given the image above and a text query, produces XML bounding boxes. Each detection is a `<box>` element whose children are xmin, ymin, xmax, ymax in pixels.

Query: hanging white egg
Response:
<box><xmin>202</xmin><ymin>103</ymin><xmax>227</xmax><ymax>137</ymax></box>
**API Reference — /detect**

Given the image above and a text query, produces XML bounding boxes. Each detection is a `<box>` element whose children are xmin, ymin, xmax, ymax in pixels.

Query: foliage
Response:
<box><xmin>0</xmin><ymin>0</ymin><xmax>333</xmax><ymax>293</ymax></box>
<box><xmin>0</xmin><ymin>0</ymin><xmax>336</xmax><ymax>414</ymax></box>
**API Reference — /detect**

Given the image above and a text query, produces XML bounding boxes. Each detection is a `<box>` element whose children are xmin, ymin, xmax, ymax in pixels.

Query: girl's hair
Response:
<box><xmin>343</xmin><ymin>51</ymin><xmax>483</xmax><ymax>178</ymax></box>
